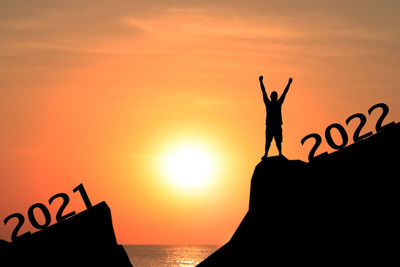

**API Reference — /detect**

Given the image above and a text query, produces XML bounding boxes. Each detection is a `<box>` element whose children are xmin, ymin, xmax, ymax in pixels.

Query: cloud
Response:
<box><xmin>119</xmin><ymin>5</ymin><xmax>399</xmax><ymax>57</ymax></box>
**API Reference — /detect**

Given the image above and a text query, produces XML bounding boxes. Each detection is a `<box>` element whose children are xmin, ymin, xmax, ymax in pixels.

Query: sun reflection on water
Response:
<box><xmin>124</xmin><ymin>245</ymin><xmax>218</xmax><ymax>267</ymax></box>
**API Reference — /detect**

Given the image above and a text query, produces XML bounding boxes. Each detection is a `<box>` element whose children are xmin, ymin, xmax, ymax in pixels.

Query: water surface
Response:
<box><xmin>124</xmin><ymin>245</ymin><xmax>218</xmax><ymax>267</ymax></box>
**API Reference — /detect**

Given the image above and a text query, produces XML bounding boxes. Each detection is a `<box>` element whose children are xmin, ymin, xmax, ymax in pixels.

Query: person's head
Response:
<box><xmin>270</xmin><ymin>91</ymin><xmax>278</xmax><ymax>102</ymax></box>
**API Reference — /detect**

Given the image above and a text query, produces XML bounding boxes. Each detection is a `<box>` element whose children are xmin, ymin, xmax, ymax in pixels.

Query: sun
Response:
<box><xmin>162</xmin><ymin>144</ymin><xmax>216</xmax><ymax>188</ymax></box>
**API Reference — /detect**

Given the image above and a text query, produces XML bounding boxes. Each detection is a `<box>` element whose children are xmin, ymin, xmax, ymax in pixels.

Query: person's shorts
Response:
<box><xmin>266</xmin><ymin>125</ymin><xmax>283</xmax><ymax>143</ymax></box>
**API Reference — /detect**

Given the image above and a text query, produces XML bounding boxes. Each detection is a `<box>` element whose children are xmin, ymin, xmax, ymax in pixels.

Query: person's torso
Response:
<box><xmin>266</xmin><ymin>101</ymin><xmax>283</xmax><ymax>126</ymax></box>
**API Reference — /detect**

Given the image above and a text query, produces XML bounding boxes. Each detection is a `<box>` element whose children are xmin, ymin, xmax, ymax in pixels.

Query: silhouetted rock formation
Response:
<box><xmin>199</xmin><ymin>122</ymin><xmax>399</xmax><ymax>266</ymax></box>
<box><xmin>0</xmin><ymin>202</ymin><xmax>132</xmax><ymax>266</ymax></box>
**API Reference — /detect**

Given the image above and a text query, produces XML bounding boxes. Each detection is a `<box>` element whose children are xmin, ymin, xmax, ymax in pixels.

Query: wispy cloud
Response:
<box><xmin>119</xmin><ymin>6</ymin><xmax>399</xmax><ymax>61</ymax></box>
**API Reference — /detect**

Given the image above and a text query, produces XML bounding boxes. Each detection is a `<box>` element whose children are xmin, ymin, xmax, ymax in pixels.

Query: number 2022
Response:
<box><xmin>3</xmin><ymin>183</ymin><xmax>92</xmax><ymax>242</ymax></box>
<box><xmin>301</xmin><ymin>103</ymin><xmax>395</xmax><ymax>162</ymax></box>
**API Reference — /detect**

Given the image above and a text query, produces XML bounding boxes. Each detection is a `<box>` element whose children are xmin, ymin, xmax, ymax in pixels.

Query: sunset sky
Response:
<box><xmin>1</xmin><ymin>0</ymin><xmax>399</xmax><ymax>245</ymax></box>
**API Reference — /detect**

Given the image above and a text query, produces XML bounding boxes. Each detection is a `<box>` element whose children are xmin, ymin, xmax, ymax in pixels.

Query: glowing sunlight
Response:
<box><xmin>161</xmin><ymin>143</ymin><xmax>217</xmax><ymax>189</ymax></box>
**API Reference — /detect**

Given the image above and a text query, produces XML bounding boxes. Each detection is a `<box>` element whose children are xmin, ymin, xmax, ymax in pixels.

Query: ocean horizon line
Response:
<box><xmin>122</xmin><ymin>244</ymin><xmax>219</xmax><ymax>246</ymax></box>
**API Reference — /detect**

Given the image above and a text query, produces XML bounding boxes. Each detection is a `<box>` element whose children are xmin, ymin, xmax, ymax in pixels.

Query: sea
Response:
<box><xmin>123</xmin><ymin>245</ymin><xmax>218</xmax><ymax>267</ymax></box>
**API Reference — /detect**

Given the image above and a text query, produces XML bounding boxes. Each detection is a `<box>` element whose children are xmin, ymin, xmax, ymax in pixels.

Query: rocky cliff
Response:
<box><xmin>199</xmin><ymin>122</ymin><xmax>399</xmax><ymax>266</ymax></box>
<box><xmin>0</xmin><ymin>201</ymin><xmax>132</xmax><ymax>266</ymax></box>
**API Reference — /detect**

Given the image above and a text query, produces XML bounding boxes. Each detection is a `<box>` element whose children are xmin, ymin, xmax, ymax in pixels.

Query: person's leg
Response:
<box><xmin>275</xmin><ymin>127</ymin><xmax>283</xmax><ymax>156</ymax></box>
<box><xmin>264</xmin><ymin>127</ymin><xmax>273</xmax><ymax>158</ymax></box>
<box><xmin>276</xmin><ymin>142</ymin><xmax>282</xmax><ymax>156</ymax></box>
<box><xmin>265</xmin><ymin>140</ymin><xmax>272</xmax><ymax>157</ymax></box>
<box><xmin>276</xmin><ymin>143</ymin><xmax>282</xmax><ymax>156</ymax></box>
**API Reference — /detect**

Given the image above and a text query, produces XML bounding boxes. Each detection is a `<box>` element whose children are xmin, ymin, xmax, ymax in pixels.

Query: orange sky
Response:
<box><xmin>0</xmin><ymin>0</ymin><xmax>399</xmax><ymax>245</ymax></box>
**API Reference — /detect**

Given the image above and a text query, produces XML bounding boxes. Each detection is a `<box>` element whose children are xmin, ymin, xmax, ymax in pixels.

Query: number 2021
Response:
<box><xmin>301</xmin><ymin>103</ymin><xmax>395</xmax><ymax>161</ymax></box>
<box><xmin>3</xmin><ymin>183</ymin><xmax>92</xmax><ymax>242</ymax></box>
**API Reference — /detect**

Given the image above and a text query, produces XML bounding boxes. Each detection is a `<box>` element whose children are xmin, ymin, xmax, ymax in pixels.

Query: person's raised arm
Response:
<box><xmin>279</xmin><ymin>77</ymin><xmax>292</xmax><ymax>103</ymax></box>
<box><xmin>259</xmin><ymin>75</ymin><xmax>270</xmax><ymax>104</ymax></box>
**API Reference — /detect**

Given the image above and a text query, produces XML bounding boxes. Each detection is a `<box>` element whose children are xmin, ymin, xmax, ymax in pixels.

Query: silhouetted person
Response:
<box><xmin>259</xmin><ymin>75</ymin><xmax>293</xmax><ymax>159</ymax></box>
